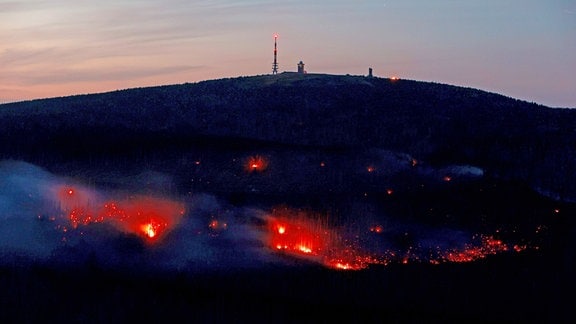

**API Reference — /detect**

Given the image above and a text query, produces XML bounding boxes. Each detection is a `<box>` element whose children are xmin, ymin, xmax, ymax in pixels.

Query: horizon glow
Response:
<box><xmin>1</xmin><ymin>0</ymin><xmax>575</xmax><ymax>107</ymax></box>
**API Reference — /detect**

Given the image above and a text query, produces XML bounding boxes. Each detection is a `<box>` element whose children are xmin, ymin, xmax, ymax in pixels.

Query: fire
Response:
<box><xmin>298</xmin><ymin>245</ymin><xmax>313</xmax><ymax>254</ymax></box>
<box><xmin>264</xmin><ymin>207</ymin><xmax>530</xmax><ymax>271</ymax></box>
<box><xmin>439</xmin><ymin>235</ymin><xmax>509</xmax><ymax>263</ymax></box>
<box><xmin>334</xmin><ymin>263</ymin><xmax>353</xmax><ymax>270</ymax></box>
<box><xmin>370</xmin><ymin>225</ymin><xmax>383</xmax><ymax>233</ymax></box>
<box><xmin>142</xmin><ymin>223</ymin><xmax>157</xmax><ymax>238</ymax></box>
<box><xmin>266</xmin><ymin>207</ymin><xmax>367</xmax><ymax>270</ymax></box>
<box><xmin>268</xmin><ymin>217</ymin><xmax>326</xmax><ymax>256</ymax></box>
<box><xmin>53</xmin><ymin>186</ymin><xmax>536</xmax><ymax>270</ymax></box>
<box><xmin>267</xmin><ymin>209</ymin><xmax>330</xmax><ymax>257</ymax></box>
<box><xmin>54</xmin><ymin>184</ymin><xmax>96</xmax><ymax>215</ymax></box>
<box><xmin>208</xmin><ymin>219</ymin><xmax>228</xmax><ymax>234</ymax></box>
<box><xmin>246</xmin><ymin>155</ymin><xmax>268</xmax><ymax>172</ymax></box>
<box><xmin>53</xmin><ymin>184</ymin><xmax>185</xmax><ymax>242</ymax></box>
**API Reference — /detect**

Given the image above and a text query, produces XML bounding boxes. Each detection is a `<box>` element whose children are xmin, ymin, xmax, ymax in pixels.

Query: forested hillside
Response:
<box><xmin>1</xmin><ymin>73</ymin><xmax>574</xmax><ymax>200</ymax></box>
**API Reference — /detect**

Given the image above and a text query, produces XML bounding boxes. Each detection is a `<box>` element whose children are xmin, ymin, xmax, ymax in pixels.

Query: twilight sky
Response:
<box><xmin>1</xmin><ymin>0</ymin><xmax>575</xmax><ymax>107</ymax></box>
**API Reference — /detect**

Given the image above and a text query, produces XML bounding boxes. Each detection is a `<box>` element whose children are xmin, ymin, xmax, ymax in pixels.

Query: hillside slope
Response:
<box><xmin>1</xmin><ymin>73</ymin><xmax>575</xmax><ymax>200</ymax></box>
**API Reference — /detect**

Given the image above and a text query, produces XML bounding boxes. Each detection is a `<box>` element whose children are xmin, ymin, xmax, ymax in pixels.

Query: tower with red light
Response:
<box><xmin>272</xmin><ymin>34</ymin><xmax>279</xmax><ymax>74</ymax></box>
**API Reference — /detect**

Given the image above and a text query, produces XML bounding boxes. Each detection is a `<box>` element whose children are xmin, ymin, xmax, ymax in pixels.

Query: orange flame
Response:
<box><xmin>54</xmin><ymin>184</ymin><xmax>185</xmax><ymax>243</ymax></box>
<box><xmin>246</xmin><ymin>155</ymin><xmax>268</xmax><ymax>172</ymax></box>
<box><xmin>266</xmin><ymin>207</ymin><xmax>367</xmax><ymax>270</ymax></box>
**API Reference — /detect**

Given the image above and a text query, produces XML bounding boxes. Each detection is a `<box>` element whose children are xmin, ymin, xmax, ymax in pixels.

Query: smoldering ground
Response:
<box><xmin>0</xmin><ymin>160</ymin><xmax>276</xmax><ymax>270</ymax></box>
<box><xmin>0</xmin><ymin>160</ymin><xmax>534</xmax><ymax>273</ymax></box>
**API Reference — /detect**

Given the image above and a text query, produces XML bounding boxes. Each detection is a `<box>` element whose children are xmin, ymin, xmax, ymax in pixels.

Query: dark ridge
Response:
<box><xmin>1</xmin><ymin>73</ymin><xmax>575</xmax><ymax>199</ymax></box>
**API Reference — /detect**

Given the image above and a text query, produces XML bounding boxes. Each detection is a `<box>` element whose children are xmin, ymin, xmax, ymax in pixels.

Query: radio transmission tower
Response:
<box><xmin>272</xmin><ymin>34</ymin><xmax>278</xmax><ymax>74</ymax></box>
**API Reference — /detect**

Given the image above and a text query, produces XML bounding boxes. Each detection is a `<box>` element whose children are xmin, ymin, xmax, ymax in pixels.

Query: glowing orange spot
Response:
<box><xmin>335</xmin><ymin>263</ymin><xmax>351</xmax><ymax>270</ymax></box>
<box><xmin>208</xmin><ymin>219</ymin><xmax>228</xmax><ymax>233</ymax></box>
<box><xmin>386</xmin><ymin>189</ymin><xmax>394</xmax><ymax>195</ymax></box>
<box><xmin>441</xmin><ymin>235</ymin><xmax>509</xmax><ymax>263</ymax></box>
<box><xmin>298</xmin><ymin>245</ymin><xmax>313</xmax><ymax>254</ymax></box>
<box><xmin>53</xmin><ymin>187</ymin><xmax>185</xmax><ymax>243</ymax></box>
<box><xmin>265</xmin><ymin>208</ymin><xmax>371</xmax><ymax>270</ymax></box>
<box><xmin>443</xmin><ymin>176</ymin><xmax>452</xmax><ymax>182</ymax></box>
<box><xmin>142</xmin><ymin>223</ymin><xmax>156</xmax><ymax>238</ymax></box>
<box><xmin>367</xmin><ymin>166</ymin><xmax>375</xmax><ymax>173</ymax></box>
<box><xmin>246</xmin><ymin>155</ymin><xmax>268</xmax><ymax>172</ymax></box>
<box><xmin>513</xmin><ymin>245</ymin><xmax>527</xmax><ymax>252</ymax></box>
<box><xmin>370</xmin><ymin>225</ymin><xmax>383</xmax><ymax>233</ymax></box>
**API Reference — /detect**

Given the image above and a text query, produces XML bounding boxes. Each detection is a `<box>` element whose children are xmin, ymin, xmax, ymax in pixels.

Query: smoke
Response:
<box><xmin>0</xmin><ymin>160</ymin><xmax>526</xmax><ymax>272</ymax></box>
<box><xmin>0</xmin><ymin>160</ymin><xmax>275</xmax><ymax>270</ymax></box>
<box><xmin>0</xmin><ymin>160</ymin><xmax>63</xmax><ymax>258</ymax></box>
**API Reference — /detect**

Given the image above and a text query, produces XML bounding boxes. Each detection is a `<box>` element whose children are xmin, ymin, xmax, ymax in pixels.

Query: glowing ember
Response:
<box><xmin>440</xmin><ymin>235</ymin><xmax>509</xmax><ymax>263</ymax></box>
<box><xmin>370</xmin><ymin>225</ymin><xmax>384</xmax><ymax>233</ymax></box>
<box><xmin>208</xmin><ymin>219</ymin><xmax>228</xmax><ymax>234</ymax></box>
<box><xmin>264</xmin><ymin>207</ymin><xmax>530</xmax><ymax>271</ymax></box>
<box><xmin>334</xmin><ymin>263</ymin><xmax>353</xmax><ymax>270</ymax></box>
<box><xmin>298</xmin><ymin>245</ymin><xmax>313</xmax><ymax>254</ymax></box>
<box><xmin>53</xmin><ymin>184</ymin><xmax>185</xmax><ymax>242</ymax></box>
<box><xmin>266</xmin><ymin>208</ymin><xmax>368</xmax><ymax>270</ymax></box>
<box><xmin>142</xmin><ymin>222</ymin><xmax>157</xmax><ymax>238</ymax></box>
<box><xmin>246</xmin><ymin>155</ymin><xmax>268</xmax><ymax>172</ymax></box>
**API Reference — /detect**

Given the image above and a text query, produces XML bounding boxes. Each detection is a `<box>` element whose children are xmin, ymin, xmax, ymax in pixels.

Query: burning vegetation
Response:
<box><xmin>48</xmin><ymin>181</ymin><xmax>544</xmax><ymax>271</ymax></box>
<box><xmin>245</xmin><ymin>155</ymin><xmax>268</xmax><ymax>173</ymax></box>
<box><xmin>0</xmin><ymin>160</ymin><xmax>549</xmax><ymax>277</ymax></box>
<box><xmin>263</xmin><ymin>207</ymin><xmax>536</xmax><ymax>271</ymax></box>
<box><xmin>53</xmin><ymin>184</ymin><xmax>185</xmax><ymax>242</ymax></box>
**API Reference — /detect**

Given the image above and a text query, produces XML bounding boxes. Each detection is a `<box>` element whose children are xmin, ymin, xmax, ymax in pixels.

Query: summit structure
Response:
<box><xmin>272</xmin><ymin>34</ymin><xmax>278</xmax><ymax>74</ymax></box>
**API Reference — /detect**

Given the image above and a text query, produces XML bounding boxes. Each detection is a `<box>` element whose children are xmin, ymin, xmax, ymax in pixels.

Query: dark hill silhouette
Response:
<box><xmin>1</xmin><ymin>73</ymin><xmax>575</xmax><ymax>322</ymax></box>
<box><xmin>1</xmin><ymin>73</ymin><xmax>575</xmax><ymax>200</ymax></box>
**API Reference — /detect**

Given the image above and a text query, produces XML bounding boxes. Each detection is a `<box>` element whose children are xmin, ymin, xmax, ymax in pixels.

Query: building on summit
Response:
<box><xmin>297</xmin><ymin>61</ymin><xmax>306</xmax><ymax>74</ymax></box>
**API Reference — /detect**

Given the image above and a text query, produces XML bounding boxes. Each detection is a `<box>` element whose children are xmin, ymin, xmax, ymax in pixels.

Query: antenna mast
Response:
<box><xmin>272</xmin><ymin>34</ymin><xmax>278</xmax><ymax>74</ymax></box>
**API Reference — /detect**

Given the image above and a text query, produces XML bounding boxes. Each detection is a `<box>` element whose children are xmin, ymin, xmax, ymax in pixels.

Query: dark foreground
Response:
<box><xmin>1</xmin><ymin>248</ymin><xmax>574</xmax><ymax>323</ymax></box>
